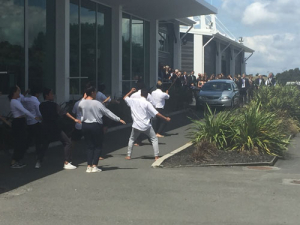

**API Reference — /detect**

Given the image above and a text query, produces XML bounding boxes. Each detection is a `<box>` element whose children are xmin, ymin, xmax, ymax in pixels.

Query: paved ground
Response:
<box><xmin>1</xmin><ymin>109</ymin><xmax>300</xmax><ymax>225</ymax></box>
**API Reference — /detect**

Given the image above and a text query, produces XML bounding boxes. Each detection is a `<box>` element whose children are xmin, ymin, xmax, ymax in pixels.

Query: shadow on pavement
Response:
<box><xmin>0</xmin><ymin>108</ymin><xmax>203</xmax><ymax>194</ymax></box>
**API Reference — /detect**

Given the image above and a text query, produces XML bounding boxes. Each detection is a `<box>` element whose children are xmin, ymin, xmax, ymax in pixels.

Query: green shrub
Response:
<box><xmin>231</xmin><ymin>102</ymin><xmax>290</xmax><ymax>156</ymax></box>
<box><xmin>188</xmin><ymin>106</ymin><xmax>235</xmax><ymax>150</ymax></box>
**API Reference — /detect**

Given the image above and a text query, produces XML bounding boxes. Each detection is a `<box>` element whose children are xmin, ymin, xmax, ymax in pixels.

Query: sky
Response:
<box><xmin>206</xmin><ymin>0</ymin><xmax>300</xmax><ymax>75</ymax></box>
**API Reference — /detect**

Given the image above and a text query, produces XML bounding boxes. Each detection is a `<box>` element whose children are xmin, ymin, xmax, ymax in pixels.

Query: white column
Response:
<box><xmin>55</xmin><ymin>0</ymin><xmax>70</xmax><ymax>104</ymax></box>
<box><xmin>111</xmin><ymin>4</ymin><xmax>123</xmax><ymax>98</ymax></box>
<box><xmin>229</xmin><ymin>47</ymin><xmax>235</xmax><ymax>76</ymax></box>
<box><xmin>173</xmin><ymin>21</ymin><xmax>181</xmax><ymax>70</ymax></box>
<box><xmin>149</xmin><ymin>19</ymin><xmax>158</xmax><ymax>88</ymax></box>
<box><xmin>215</xmin><ymin>41</ymin><xmax>221</xmax><ymax>74</ymax></box>
<box><xmin>194</xmin><ymin>34</ymin><xmax>203</xmax><ymax>74</ymax></box>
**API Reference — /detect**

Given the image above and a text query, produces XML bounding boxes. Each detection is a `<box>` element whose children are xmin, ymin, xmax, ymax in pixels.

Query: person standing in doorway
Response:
<box><xmin>124</xmin><ymin>88</ymin><xmax>171</xmax><ymax>161</ymax></box>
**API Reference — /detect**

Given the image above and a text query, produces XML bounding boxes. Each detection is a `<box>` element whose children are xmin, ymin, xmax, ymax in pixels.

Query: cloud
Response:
<box><xmin>244</xmin><ymin>33</ymin><xmax>300</xmax><ymax>74</ymax></box>
<box><xmin>242</xmin><ymin>2</ymin><xmax>277</xmax><ymax>25</ymax></box>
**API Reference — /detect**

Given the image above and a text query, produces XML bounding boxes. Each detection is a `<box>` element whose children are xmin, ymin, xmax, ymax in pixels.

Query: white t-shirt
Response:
<box><xmin>72</xmin><ymin>100</ymin><xmax>83</xmax><ymax>130</ymax></box>
<box><xmin>124</xmin><ymin>97</ymin><xmax>158</xmax><ymax>131</ymax></box>
<box><xmin>130</xmin><ymin>90</ymin><xmax>154</xmax><ymax>106</ymax></box>
<box><xmin>21</xmin><ymin>96</ymin><xmax>42</xmax><ymax>125</ymax></box>
<box><xmin>95</xmin><ymin>91</ymin><xmax>111</xmax><ymax>103</ymax></box>
<box><xmin>151</xmin><ymin>89</ymin><xmax>170</xmax><ymax>109</ymax></box>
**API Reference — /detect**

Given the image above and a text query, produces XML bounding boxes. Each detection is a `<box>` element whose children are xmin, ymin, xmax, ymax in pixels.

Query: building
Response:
<box><xmin>0</xmin><ymin>0</ymin><xmax>217</xmax><ymax>115</ymax></box>
<box><xmin>180</xmin><ymin>15</ymin><xmax>254</xmax><ymax>76</ymax></box>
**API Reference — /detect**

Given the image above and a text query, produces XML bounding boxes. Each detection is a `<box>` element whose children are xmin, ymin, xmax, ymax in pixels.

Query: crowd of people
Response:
<box><xmin>158</xmin><ymin>65</ymin><xmax>276</xmax><ymax>105</ymax></box>
<box><xmin>2</xmin><ymin>80</ymin><xmax>171</xmax><ymax>173</ymax></box>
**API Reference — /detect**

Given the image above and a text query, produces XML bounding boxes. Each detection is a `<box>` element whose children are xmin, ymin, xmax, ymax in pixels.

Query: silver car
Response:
<box><xmin>196</xmin><ymin>79</ymin><xmax>239</xmax><ymax>109</ymax></box>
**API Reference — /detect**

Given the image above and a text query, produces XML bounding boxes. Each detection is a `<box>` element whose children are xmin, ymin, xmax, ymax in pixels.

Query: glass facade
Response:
<box><xmin>122</xmin><ymin>13</ymin><xmax>150</xmax><ymax>94</ymax></box>
<box><xmin>28</xmin><ymin>0</ymin><xmax>56</xmax><ymax>90</ymax></box>
<box><xmin>0</xmin><ymin>0</ymin><xmax>55</xmax><ymax>94</ymax></box>
<box><xmin>0</xmin><ymin>0</ymin><xmax>25</xmax><ymax>94</ymax></box>
<box><xmin>70</xmin><ymin>0</ymin><xmax>111</xmax><ymax>95</ymax></box>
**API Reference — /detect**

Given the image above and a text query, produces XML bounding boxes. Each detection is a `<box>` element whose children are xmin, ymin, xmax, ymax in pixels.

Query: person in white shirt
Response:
<box><xmin>79</xmin><ymin>86</ymin><xmax>126</xmax><ymax>173</ymax></box>
<box><xmin>8</xmin><ymin>86</ymin><xmax>41</xmax><ymax>169</ymax></box>
<box><xmin>124</xmin><ymin>88</ymin><xmax>171</xmax><ymax>161</ymax></box>
<box><xmin>151</xmin><ymin>81</ymin><xmax>170</xmax><ymax>137</ymax></box>
<box><xmin>21</xmin><ymin>87</ymin><xmax>43</xmax><ymax>168</ymax></box>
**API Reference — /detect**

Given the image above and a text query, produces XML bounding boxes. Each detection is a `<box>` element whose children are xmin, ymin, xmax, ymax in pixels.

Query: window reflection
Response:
<box><xmin>28</xmin><ymin>0</ymin><xmax>55</xmax><ymax>91</ymax></box>
<box><xmin>122</xmin><ymin>14</ymin><xmax>150</xmax><ymax>95</ymax></box>
<box><xmin>0</xmin><ymin>0</ymin><xmax>25</xmax><ymax>93</ymax></box>
<box><xmin>69</xmin><ymin>0</ymin><xmax>111</xmax><ymax>95</ymax></box>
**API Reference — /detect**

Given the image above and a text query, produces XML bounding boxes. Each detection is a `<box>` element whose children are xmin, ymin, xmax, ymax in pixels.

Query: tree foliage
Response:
<box><xmin>276</xmin><ymin>68</ymin><xmax>300</xmax><ymax>85</ymax></box>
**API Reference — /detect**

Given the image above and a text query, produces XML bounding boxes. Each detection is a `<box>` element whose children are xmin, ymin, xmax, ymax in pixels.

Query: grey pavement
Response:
<box><xmin>1</xmin><ymin>109</ymin><xmax>300</xmax><ymax>225</ymax></box>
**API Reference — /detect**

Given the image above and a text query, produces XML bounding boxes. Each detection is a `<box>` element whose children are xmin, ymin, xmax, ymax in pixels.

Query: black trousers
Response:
<box><xmin>155</xmin><ymin>108</ymin><xmax>167</xmax><ymax>134</ymax></box>
<box><xmin>27</xmin><ymin>123</ymin><xmax>42</xmax><ymax>160</ymax></box>
<box><xmin>12</xmin><ymin>117</ymin><xmax>27</xmax><ymax>162</ymax></box>
<box><xmin>41</xmin><ymin>125</ymin><xmax>72</xmax><ymax>162</ymax></box>
<box><xmin>82</xmin><ymin>122</ymin><xmax>104</xmax><ymax>166</ymax></box>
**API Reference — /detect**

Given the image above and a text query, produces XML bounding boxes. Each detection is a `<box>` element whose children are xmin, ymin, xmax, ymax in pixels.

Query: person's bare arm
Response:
<box><xmin>0</xmin><ymin>115</ymin><xmax>11</xmax><ymax>127</ymax></box>
<box><xmin>156</xmin><ymin>113</ymin><xmax>171</xmax><ymax>122</ymax></box>
<box><xmin>123</xmin><ymin>88</ymin><xmax>136</xmax><ymax>100</ymax></box>
<box><xmin>66</xmin><ymin>112</ymin><xmax>81</xmax><ymax>124</ymax></box>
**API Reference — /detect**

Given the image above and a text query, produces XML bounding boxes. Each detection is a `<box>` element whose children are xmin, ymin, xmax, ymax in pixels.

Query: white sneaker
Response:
<box><xmin>91</xmin><ymin>167</ymin><xmax>102</xmax><ymax>172</ymax></box>
<box><xmin>63</xmin><ymin>163</ymin><xmax>77</xmax><ymax>170</ymax></box>
<box><xmin>86</xmin><ymin>167</ymin><xmax>92</xmax><ymax>173</ymax></box>
<box><xmin>35</xmin><ymin>161</ymin><xmax>41</xmax><ymax>169</ymax></box>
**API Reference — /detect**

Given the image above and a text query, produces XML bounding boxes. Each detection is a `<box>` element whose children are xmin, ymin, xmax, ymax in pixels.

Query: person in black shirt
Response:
<box><xmin>39</xmin><ymin>88</ymin><xmax>81</xmax><ymax>169</ymax></box>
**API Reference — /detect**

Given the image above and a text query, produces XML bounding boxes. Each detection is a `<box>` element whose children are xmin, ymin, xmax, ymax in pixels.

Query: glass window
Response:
<box><xmin>0</xmin><ymin>0</ymin><xmax>25</xmax><ymax>93</ymax></box>
<box><xmin>70</xmin><ymin>0</ymin><xmax>80</xmax><ymax>95</ymax></box>
<box><xmin>80</xmin><ymin>0</ymin><xmax>96</xmax><ymax>93</ymax></box>
<box><xmin>70</xmin><ymin>0</ymin><xmax>111</xmax><ymax>95</ymax></box>
<box><xmin>97</xmin><ymin>5</ymin><xmax>112</xmax><ymax>94</ymax></box>
<box><xmin>28</xmin><ymin>0</ymin><xmax>56</xmax><ymax>91</ymax></box>
<box><xmin>122</xmin><ymin>14</ymin><xmax>150</xmax><ymax>95</ymax></box>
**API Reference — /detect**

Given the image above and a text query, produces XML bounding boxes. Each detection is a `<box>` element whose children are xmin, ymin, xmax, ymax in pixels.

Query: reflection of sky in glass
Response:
<box><xmin>132</xmin><ymin>20</ymin><xmax>143</xmax><ymax>46</ymax></box>
<box><xmin>28</xmin><ymin>0</ymin><xmax>46</xmax><ymax>47</ymax></box>
<box><xmin>0</xmin><ymin>0</ymin><xmax>24</xmax><ymax>46</ymax></box>
<box><xmin>122</xmin><ymin>18</ymin><xmax>130</xmax><ymax>41</ymax></box>
<box><xmin>81</xmin><ymin>1</ymin><xmax>96</xmax><ymax>25</ymax></box>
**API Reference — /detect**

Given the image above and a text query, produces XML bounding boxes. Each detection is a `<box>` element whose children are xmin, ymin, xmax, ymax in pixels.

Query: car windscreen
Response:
<box><xmin>201</xmin><ymin>82</ymin><xmax>232</xmax><ymax>91</ymax></box>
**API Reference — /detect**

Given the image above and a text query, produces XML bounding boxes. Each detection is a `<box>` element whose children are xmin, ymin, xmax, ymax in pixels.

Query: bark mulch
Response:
<box><xmin>162</xmin><ymin>144</ymin><xmax>276</xmax><ymax>167</ymax></box>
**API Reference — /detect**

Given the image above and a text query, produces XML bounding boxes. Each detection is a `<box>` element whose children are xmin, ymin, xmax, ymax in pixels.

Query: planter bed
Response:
<box><xmin>160</xmin><ymin>144</ymin><xmax>277</xmax><ymax>168</ymax></box>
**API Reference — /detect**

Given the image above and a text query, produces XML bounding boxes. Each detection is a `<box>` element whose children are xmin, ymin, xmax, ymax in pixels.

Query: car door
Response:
<box><xmin>232</xmin><ymin>83</ymin><xmax>240</xmax><ymax>106</ymax></box>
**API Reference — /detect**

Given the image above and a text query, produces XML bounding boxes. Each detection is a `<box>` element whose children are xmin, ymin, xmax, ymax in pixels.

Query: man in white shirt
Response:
<box><xmin>151</xmin><ymin>81</ymin><xmax>170</xmax><ymax>137</ymax></box>
<box><xmin>124</xmin><ymin>88</ymin><xmax>171</xmax><ymax>161</ymax></box>
<box><xmin>21</xmin><ymin>87</ymin><xmax>43</xmax><ymax>168</ymax></box>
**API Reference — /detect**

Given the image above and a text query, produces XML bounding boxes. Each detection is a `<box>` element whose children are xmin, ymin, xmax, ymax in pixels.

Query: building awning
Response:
<box><xmin>97</xmin><ymin>0</ymin><xmax>217</xmax><ymax>20</ymax></box>
<box><xmin>175</xmin><ymin>18</ymin><xmax>196</xmax><ymax>26</ymax></box>
<box><xmin>213</xmin><ymin>33</ymin><xmax>254</xmax><ymax>53</ymax></box>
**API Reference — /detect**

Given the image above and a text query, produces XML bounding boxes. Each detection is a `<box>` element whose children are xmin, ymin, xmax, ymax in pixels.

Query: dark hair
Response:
<box><xmin>98</xmin><ymin>83</ymin><xmax>106</xmax><ymax>92</ymax></box>
<box><xmin>8</xmin><ymin>86</ymin><xmax>18</xmax><ymax>101</ymax></box>
<box><xmin>136</xmin><ymin>82</ymin><xmax>145</xmax><ymax>91</ymax></box>
<box><xmin>156</xmin><ymin>81</ymin><xmax>163</xmax><ymax>89</ymax></box>
<box><xmin>30</xmin><ymin>86</ymin><xmax>41</xmax><ymax>96</ymax></box>
<box><xmin>85</xmin><ymin>86</ymin><xmax>96</xmax><ymax>97</ymax></box>
<box><xmin>141</xmin><ymin>88</ymin><xmax>148</xmax><ymax>98</ymax></box>
<box><xmin>43</xmin><ymin>88</ymin><xmax>52</xmax><ymax>100</ymax></box>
